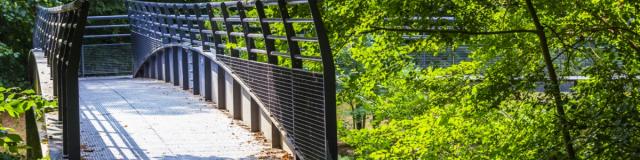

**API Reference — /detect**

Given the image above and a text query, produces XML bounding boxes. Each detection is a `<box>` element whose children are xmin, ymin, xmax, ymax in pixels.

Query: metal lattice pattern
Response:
<box><xmin>127</xmin><ymin>0</ymin><xmax>336</xmax><ymax>159</ymax></box>
<box><xmin>32</xmin><ymin>1</ymin><xmax>90</xmax><ymax>159</ymax></box>
<box><xmin>218</xmin><ymin>55</ymin><xmax>327</xmax><ymax>159</ymax></box>
<box><xmin>127</xmin><ymin>0</ymin><xmax>329</xmax><ymax>67</ymax></box>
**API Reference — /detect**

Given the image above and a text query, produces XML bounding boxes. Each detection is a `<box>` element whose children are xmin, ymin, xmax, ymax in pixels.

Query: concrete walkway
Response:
<box><xmin>77</xmin><ymin>77</ymin><xmax>269</xmax><ymax>160</ymax></box>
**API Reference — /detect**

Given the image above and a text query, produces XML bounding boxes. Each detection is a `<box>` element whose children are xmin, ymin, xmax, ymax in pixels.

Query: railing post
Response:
<box><xmin>219</xmin><ymin>2</ymin><xmax>242</xmax><ymax>120</ymax></box>
<box><xmin>277</xmin><ymin>0</ymin><xmax>303</xmax><ymax>68</ymax></box>
<box><xmin>237</xmin><ymin>2</ymin><xmax>256</xmax><ymax>60</ymax></box>
<box><xmin>206</xmin><ymin>2</ymin><xmax>226</xmax><ymax>109</ymax></box>
<box><xmin>195</xmin><ymin>4</ymin><xmax>211</xmax><ymax>100</ymax></box>
<box><xmin>173</xmin><ymin>47</ymin><xmax>180</xmax><ymax>86</ymax></box>
<box><xmin>165</xmin><ymin>48</ymin><xmax>171</xmax><ymax>83</ymax></box>
<box><xmin>25</xmin><ymin>107</ymin><xmax>43</xmax><ymax>159</ymax></box>
<box><xmin>255</xmin><ymin>0</ymin><xmax>279</xmax><ymax>64</ymax></box>
<box><xmin>192</xmin><ymin>51</ymin><xmax>200</xmax><ymax>95</ymax></box>
<box><xmin>309</xmin><ymin>0</ymin><xmax>338</xmax><ymax>158</ymax></box>
<box><xmin>64</xmin><ymin>71</ymin><xmax>81</xmax><ymax>160</ymax></box>
<box><xmin>204</xmin><ymin>58</ymin><xmax>212</xmax><ymax>100</ymax></box>
<box><xmin>181</xmin><ymin>48</ymin><xmax>189</xmax><ymax>90</ymax></box>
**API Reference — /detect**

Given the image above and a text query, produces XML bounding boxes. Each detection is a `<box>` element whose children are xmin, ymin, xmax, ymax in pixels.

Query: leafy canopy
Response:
<box><xmin>323</xmin><ymin>0</ymin><xmax>640</xmax><ymax>159</ymax></box>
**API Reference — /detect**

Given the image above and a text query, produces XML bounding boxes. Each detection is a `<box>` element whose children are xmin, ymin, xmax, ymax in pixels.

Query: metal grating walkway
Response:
<box><xmin>75</xmin><ymin>77</ymin><xmax>270</xmax><ymax>159</ymax></box>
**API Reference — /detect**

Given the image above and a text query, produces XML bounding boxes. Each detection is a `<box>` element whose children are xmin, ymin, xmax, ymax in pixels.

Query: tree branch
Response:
<box><xmin>525</xmin><ymin>0</ymin><xmax>577</xmax><ymax>159</ymax></box>
<box><xmin>364</xmin><ymin>26</ymin><xmax>537</xmax><ymax>35</ymax></box>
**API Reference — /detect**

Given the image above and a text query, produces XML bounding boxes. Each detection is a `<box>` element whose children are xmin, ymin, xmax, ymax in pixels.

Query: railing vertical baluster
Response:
<box><xmin>220</xmin><ymin>3</ymin><xmax>239</xmax><ymax>57</ymax></box>
<box><xmin>58</xmin><ymin>12</ymin><xmax>69</xmax><ymax>157</ymax></box>
<box><xmin>192</xmin><ymin>51</ymin><xmax>200</xmax><ymax>95</ymax></box>
<box><xmin>217</xmin><ymin>64</ymin><xmax>226</xmax><ymax>110</ymax></box>
<box><xmin>207</xmin><ymin>4</ymin><xmax>224</xmax><ymax>55</ymax></box>
<box><xmin>204</xmin><ymin>58</ymin><xmax>212</xmax><ymax>101</ymax></box>
<box><xmin>195</xmin><ymin>4</ymin><xmax>209</xmax><ymax>51</ymax></box>
<box><xmin>157</xmin><ymin>53</ymin><xmax>163</xmax><ymax>80</ymax></box>
<box><xmin>173</xmin><ymin>46</ymin><xmax>180</xmax><ymax>86</ymax></box>
<box><xmin>166</xmin><ymin>5</ymin><xmax>177</xmax><ymax>85</ymax></box>
<box><xmin>182</xmin><ymin>47</ymin><xmax>190</xmax><ymax>90</ymax></box>
<box><xmin>255</xmin><ymin>0</ymin><xmax>279</xmax><ymax>65</ymax></box>
<box><xmin>219</xmin><ymin>2</ymin><xmax>242</xmax><ymax>120</ymax></box>
<box><xmin>254</xmin><ymin>1</ymin><xmax>277</xmax><ymax>134</ymax></box>
<box><xmin>308</xmin><ymin>0</ymin><xmax>337</xmax><ymax>158</ymax></box>
<box><xmin>185</xmin><ymin>5</ymin><xmax>200</xmax><ymax>95</ymax></box>
<box><xmin>147</xmin><ymin>4</ymin><xmax>160</xmax><ymax>80</ymax></box>
<box><xmin>175</xmin><ymin>4</ymin><xmax>186</xmax><ymax>43</ymax></box>
<box><xmin>185</xmin><ymin>4</ymin><xmax>197</xmax><ymax>46</ymax></box>
<box><xmin>237</xmin><ymin>2</ymin><xmax>256</xmax><ymax>60</ymax></box>
<box><xmin>277</xmin><ymin>0</ymin><xmax>303</xmax><ymax>68</ymax></box>
<box><xmin>195</xmin><ymin>4</ymin><xmax>212</xmax><ymax>99</ymax></box>
<box><xmin>150</xmin><ymin>61</ymin><xmax>154</xmax><ymax>78</ymax></box>
<box><xmin>157</xmin><ymin>5</ymin><xmax>171</xmax><ymax>83</ymax></box>
<box><xmin>206</xmin><ymin>3</ymin><xmax>226</xmax><ymax>109</ymax></box>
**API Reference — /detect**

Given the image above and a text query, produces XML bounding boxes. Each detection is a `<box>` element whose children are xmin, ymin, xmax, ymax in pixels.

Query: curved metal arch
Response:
<box><xmin>133</xmin><ymin>43</ymin><xmax>302</xmax><ymax>152</ymax></box>
<box><xmin>133</xmin><ymin>43</ymin><xmax>197</xmax><ymax>76</ymax></box>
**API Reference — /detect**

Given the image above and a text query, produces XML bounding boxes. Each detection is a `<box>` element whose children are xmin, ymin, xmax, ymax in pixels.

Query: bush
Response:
<box><xmin>0</xmin><ymin>43</ymin><xmax>27</xmax><ymax>88</ymax></box>
<box><xmin>0</xmin><ymin>87</ymin><xmax>56</xmax><ymax>159</ymax></box>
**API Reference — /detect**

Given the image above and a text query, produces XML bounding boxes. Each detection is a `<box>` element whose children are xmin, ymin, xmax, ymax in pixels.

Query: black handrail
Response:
<box><xmin>127</xmin><ymin>0</ymin><xmax>337</xmax><ymax>159</ymax></box>
<box><xmin>81</xmin><ymin>14</ymin><xmax>132</xmax><ymax>77</ymax></box>
<box><xmin>32</xmin><ymin>1</ymin><xmax>89</xmax><ymax>159</ymax></box>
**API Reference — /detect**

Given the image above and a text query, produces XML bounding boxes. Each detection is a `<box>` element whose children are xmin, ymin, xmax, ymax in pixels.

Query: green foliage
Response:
<box><xmin>0</xmin><ymin>43</ymin><xmax>27</xmax><ymax>88</ymax></box>
<box><xmin>0</xmin><ymin>86</ymin><xmax>56</xmax><ymax>159</ymax></box>
<box><xmin>0</xmin><ymin>0</ymin><xmax>75</xmax><ymax>54</ymax></box>
<box><xmin>0</xmin><ymin>0</ymin><xmax>71</xmax><ymax>87</ymax></box>
<box><xmin>0</xmin><ymin>0</ymin><xmax>126</xmax><ymax>87</ymax></box>
<box><xmin>0</xmin><ymin>126</ymin><xmax>24</xmax><ymax>159</ymax></box>
<box><xmin>325</xmin><ymin>0</ymin><xmax>640</xmax><ymax>159</ymax></box>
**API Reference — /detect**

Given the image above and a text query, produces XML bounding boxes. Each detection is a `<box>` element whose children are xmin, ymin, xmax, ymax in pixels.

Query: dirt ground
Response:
<box><xmin>0</xmin><ymin>112</ymin><xmax>27</xmax><ymax>139</ymax></box>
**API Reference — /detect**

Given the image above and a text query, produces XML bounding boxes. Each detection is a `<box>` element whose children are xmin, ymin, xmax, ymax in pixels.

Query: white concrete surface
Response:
<box><xmin>78</xmin><ymin>77</ymin><xmax>269</xmax><ymax>160</ymax></box>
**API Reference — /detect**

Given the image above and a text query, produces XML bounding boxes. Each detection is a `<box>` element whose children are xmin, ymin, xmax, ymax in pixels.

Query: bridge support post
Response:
<box><xmin>150</xmin><ymin>57</ymin><xmax>156</xmax><ymax>79</ymax></box>
<box><xmin>173</xmin><ymin>48</ymin><xmax>179</xmax><ymax>86</ymax></box>
<box><xmin>217</xmin><ymin>65</ymin><xmax>226</xmax><ymax>110</ymax></box>
<box><xmin>181</xmin><ymin>50</ymin><xmax>189</xmax><ymax>90</ymax></box>
<box><xmin>250</xmin><ymin>99</ymin><xmax>260</xmax><ymax>132</ymax></box>
<box><xmin>165</xmin><ymin>49</ymin><xmax>170</xmax><ymax>83</ymax></box>
<box><xmin>204</xmin><ymin>58</ymin><xmax>212</xmax><ymax>101</ymax></box>
<box><xmin>232</xmin><ymin>80</ymin><xmax>242</xmax><ymax>120</ymax></box>
<box><xmin>157</xmin><ymin>54</ymin><xmax>163</xmax><ymax>80</ymax></box>
<box><xmin>64</xmin><ymin>71</ymin><xmax>81</xmax><ymax>160</ymax></box>
<box><xmin>192</xmin><ymin>53</ymin><xmax>200</xmax><ymax>95</ymax></box>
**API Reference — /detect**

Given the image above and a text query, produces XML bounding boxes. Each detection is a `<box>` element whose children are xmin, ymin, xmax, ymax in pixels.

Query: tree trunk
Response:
<box><xmin>525</xmin><ymin>0</ymin><xmax>577</xmax><ymax>159</ymax></box>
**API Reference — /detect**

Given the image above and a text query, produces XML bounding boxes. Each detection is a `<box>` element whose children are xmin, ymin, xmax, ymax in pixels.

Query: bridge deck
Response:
<box><xmin>54</xmin><ymin>77</ymin><xmax>275</xmax><ymax>159</ymax></box>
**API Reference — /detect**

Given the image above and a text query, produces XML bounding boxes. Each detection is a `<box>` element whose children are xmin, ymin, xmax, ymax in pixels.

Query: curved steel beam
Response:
<box><xmin>133</xmin><ymin>44</ymin><xmax>297</xmax><ymax>150</ymax></box>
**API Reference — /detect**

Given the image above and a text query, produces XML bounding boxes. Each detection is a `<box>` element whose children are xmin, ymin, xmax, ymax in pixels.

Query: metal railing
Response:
<box><xmin>127</xmin><ymin>0</ymin><xmax>337</xmax><ymax>159</ymax></box>
<box><xmin>81</xmin><ymin>15</ymin><xmax>132</xmax><ymax>76</ymax></box>
<box><xmin>31</xmin><ymin>0</ymin><xmax>89</xmax><ymax>159</ymax></box>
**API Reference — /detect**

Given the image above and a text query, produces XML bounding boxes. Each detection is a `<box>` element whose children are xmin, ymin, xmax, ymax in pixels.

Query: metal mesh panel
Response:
<box><xmin>80</xmin><ymin>44</ymin><xmax>133</xmax><ymax>76</ymax></box>
<box><xmin>218</xmin><ymin>55</ymin><xmax>326</xmax><ymax>159</ymax></box>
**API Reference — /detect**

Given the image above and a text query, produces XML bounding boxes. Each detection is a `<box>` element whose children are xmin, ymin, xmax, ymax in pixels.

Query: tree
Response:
<box><xmin>324</xmin><ymin>0</ymin><xmax>640</xmax><ymax>159</ymax></box>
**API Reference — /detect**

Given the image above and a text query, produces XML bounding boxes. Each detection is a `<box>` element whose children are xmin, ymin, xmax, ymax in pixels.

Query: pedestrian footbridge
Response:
<box><xmin>26</xmin><ymin>0</ymin><xmax>337</xmax><ymax>159</ymax></box>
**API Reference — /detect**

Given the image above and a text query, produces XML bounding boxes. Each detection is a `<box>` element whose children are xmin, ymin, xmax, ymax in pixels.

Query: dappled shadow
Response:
<box><xmin>79</xmin><ymin>77</ymin><xmax>216</xmax><ymax>116</ymax></box>
<box><xmin>80</xmin><ymin>97</ymin><xmax>150</xmax><ymax>159</ymax></box>
<box><xmin>77</xmin><ymin>77</ymin><xmax>268</xmax><ymax>159</ymax></box>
